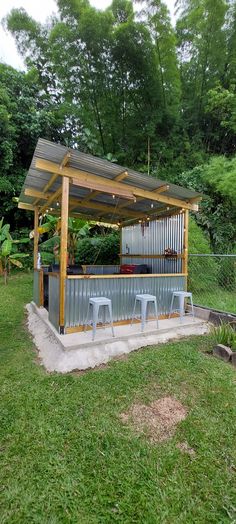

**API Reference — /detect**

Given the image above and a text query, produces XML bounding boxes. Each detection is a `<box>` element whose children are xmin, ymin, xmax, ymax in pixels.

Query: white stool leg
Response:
<box><xmin>141</xmin><ymin>300</ymin><xmax>147</xmax><ymax>332</ymax></box>
<box><xmin>179</xmin><ymin>294</ymin><xmax>185</xmax><ymax>322</ymax></box>
<box><xmin>108</xmin><ymin>302</ymin><xmax>115</xmax><ymax>337</ymax></box>
<box><xmin>92</xmin><ymin>303</ymin><xmax>99</xmax><ymax>341</ymax></box>
<box><xmin>169</xmin><ymin>294</ymin><xmax>174</xmax><ymax>318</ymax></box>
<box><xmin>84</xmin><ymin>301</ymin><xmax>90</xmax><ymax>332</ymax></box>
<box><xmin>154</xmin><ymin>299</ymin><xmax>159</xmax><ymax>329</ymax></box>
<box><xmin>131</xmin><ymin>298</ymin><xmax>137</xmax><ymax>326</ymax></box>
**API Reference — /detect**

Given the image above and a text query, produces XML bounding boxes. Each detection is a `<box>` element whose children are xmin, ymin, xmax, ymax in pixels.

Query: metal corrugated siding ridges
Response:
<box><xmin>64</xmin><ymin>276</ymin><xmax>185</xmax><ymax>327</ymax></box>
<box><xmin>85</xmin><ymin>265</ymin><xmax>119</xmax><ymax>275</ymax></box>
<box><xmin>121</xmin><ymin>215</ymin><xmax>184</xmax><ymax>272</ymax></box>
<box><xmin>48</xmin><ymin>276</ymin><xmax>60</xmax><ymax>330</ymax></box>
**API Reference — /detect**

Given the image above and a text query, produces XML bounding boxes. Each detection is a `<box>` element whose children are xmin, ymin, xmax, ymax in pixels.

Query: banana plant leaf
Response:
<box><xmin>40</xmin><ymin>236</ymin><xmax>60</xmax><ymax>250</ymax></box>
<box><xmin>12</xmin><ymin>238</ymin><xmax>30</xmax><ymax>244</ymax></box>
<box><xmin>9</xmin><ymin>253</ymin><xmax>29</xmax><ymax>259</ymax></box>
<box><xmin>1</xmin><ymin>239</ymin><xmax>12</xmax><ymax>256</ymax></box>
<box><xmin>0</xmin><ymin>224</ymin><xmax>11</xmax><ymax>242</ymax></box>
<box><xmin>9</xmin><ymin>259</ymin><xmax>23</xmax><ymax>268</ymax></box>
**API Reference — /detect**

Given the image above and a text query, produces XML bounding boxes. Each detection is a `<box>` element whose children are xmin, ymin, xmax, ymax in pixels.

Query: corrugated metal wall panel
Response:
<box><xmin>121</xmin><ymin>215</ymin><xmax>184</xmax><ymax>272</ymax></box>
<box><xmin>48</xmin><ymin>275</ymin><xmax>59</xmax><ymax>330</ymax></box>
<box><xmin>84</xmin><ymin>265</ymin><xmax>120</xmax><ymax>275</ymax></box>
<box><xmin>33</xmin><ymin>270</ymin><xmax>40</xmax><ymax>306</ymax></box>
<box><xmin>65</xmin><ymin>276</ymin><xmax>185</xmax><ymax>327</ymax></box>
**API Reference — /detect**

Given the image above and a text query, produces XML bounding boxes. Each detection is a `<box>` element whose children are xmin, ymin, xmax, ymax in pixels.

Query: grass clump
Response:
<box><xmin>211</xmin><ymin>321</ymin><xmax>236</xmax><ymax>350</ymax></box>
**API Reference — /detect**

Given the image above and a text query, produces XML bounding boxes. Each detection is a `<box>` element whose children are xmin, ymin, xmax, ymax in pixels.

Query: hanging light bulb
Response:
<box><xmin>147</xmin><ymin>217</ymin><xmax>150</xmax><ymax>221</ymax></box>
<box><xmin>56</xmin><ymin>201</ymin><xmax>60</xmax><ymax>207</ymax></box>
<box><xmin>151</xmin><ymin>203</ymin><xmax>154</xmax><ymax>209</ymax></box>
<box><xmin>46</xmin><ymin>209</ymin><xmax>49</xmax><ymax>213</ymax></box>
<box><xmin>50</xmin><ymin>207</ymin><xmax>53</xmax><ymax>211</ymax></box>
<box><xmin>112</xmin><ymin>194</ymin><xmax>115</xmax><ymax>199</ymax></box>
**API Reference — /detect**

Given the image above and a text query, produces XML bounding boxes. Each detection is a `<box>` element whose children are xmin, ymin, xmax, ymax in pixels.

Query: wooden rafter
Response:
<box><xmin>39</xmin><ymin>186</ymin><xmax>62</xmax><ymax>215</ymax></box>
<box><xmin>33</xmin><ymin>151</ymin><xmax>70</xmax><ymax>207</ymax></box>
<box><xmin>120</xmin><ymin>207</ymin><xmax>181</xmax><ymax>227</ymax></box>
<box><xmin>24</xmin><ymin>188</ymin><xmax>50</xmax><ymax>200</ymax></box>
<box><xmin>69</xmin><ymin>170</ymin><xmax>129</xmax><ymax>213</ymax></box>
<box><xmin>35</xmin><ymin>159</ymin><xmax>198</xmax><ymax>211</ymax></box>
<box><xmin>72</xmin><ymin>177</ymin><xmax>134</xmax><ymax>201</ymax></box>
<box><xmin>102</xmin><ymin>184</ymin><xmax>170</xmax><ymax>217</ymax></box>
<box><xmin>18</xmin><ymin>202</ymin><xmax>35</xmax><ymax>211</ymax></box>
<box><xmin>68</xmin><ymin>198</ymin><xmax>147</xmax><ymax>219</ymax></box>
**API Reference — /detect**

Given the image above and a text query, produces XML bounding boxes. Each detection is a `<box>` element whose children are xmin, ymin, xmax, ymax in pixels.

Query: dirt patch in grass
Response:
<box><xmin>121</xmin><ymin>396</ymin><xmax>187</xmax><ymax>443</ymax></box>
<box><xmin>177</xmin><ymin>441</ymin><xmax>196</xmax><ymax>456</ymax></box>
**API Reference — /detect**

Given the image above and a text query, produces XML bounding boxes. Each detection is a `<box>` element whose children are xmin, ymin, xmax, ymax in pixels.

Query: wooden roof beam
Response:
<box><xmin>187</xmin><ymin>195</ymin><xmax>202</xmax><ymax>204</ymax></box>
<box><xmin>69</xmin><ymin>198</ymin><xmax>147</xmax><ymax>219</ymax></box>
<box><xmin>72</xmin><ymin>177</ymin><xmax>135</xmax><ymax>201</ymax></box>
<box><xmin>69</xmin><ymin>169</ymin><xmax>129</xmax><ymax>212</ymax></box>
<box><xmin>104</xmin><ymin>184</ymin><xmax>170</xmax><ymax>216</ymax></box>
<box><xmin>18</xmin><ymin>202</ymin><xmax>35</xmax><ymax>211</ymax></box>
<box><xmin>39</xmin><ymin>186</ymin><xmax>62</xmax><ymax>215</ymax></box>
<box><xmin>60</xmin><ymin>151</ymin><xmax>71</xmax><ymax>169</ymax></box>
<box><xmin>120</xmin><ymin>207</ymin><xmax>181</xmax><ymax>227</ymax></box>
<box><xmin>35</xmin><ymin>159</ymin><xmax>199</xmax><ymax>211</ymax></box>
<box><xmin>33</xmin><ymin>151</ymin><xmax>70</xmax><ymax>207</ymax></box>
<box><xmin>25</xmin><ymin>188</ymin><xmax>50</xmax><ymax>200</ymax></box>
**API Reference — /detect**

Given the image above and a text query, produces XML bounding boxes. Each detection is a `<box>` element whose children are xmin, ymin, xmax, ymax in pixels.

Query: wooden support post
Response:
<box><xmin>183</xmin><ymin>210</ymin><xmax>189</xmax><ymax>289</ymax></box>
<box><xmin>33</xmin><ymin>207</ymin><xmax>39</xmax><ymax>269</ymax></box>
<box><xmin>59</xmin><ymin>176</ymin><xmax>69</xmax><ymax>334</ymax></box>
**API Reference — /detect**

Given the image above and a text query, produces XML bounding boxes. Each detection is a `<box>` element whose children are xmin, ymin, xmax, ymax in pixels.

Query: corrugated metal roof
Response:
<box><xmin>19</xmin><ymin>138</ymin><xmax>202</xmax><ymax>223</ymax></box>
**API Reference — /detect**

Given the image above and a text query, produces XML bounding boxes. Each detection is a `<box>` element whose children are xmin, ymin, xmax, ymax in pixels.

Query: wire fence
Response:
<box><xmin>188</xmin><ymin>254</ymin><xmax>236</xmax><ymax>314</ymax></box>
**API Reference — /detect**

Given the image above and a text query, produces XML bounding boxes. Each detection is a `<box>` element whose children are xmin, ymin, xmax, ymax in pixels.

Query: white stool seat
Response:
<box><xmin>131</xmin><ymin>294</ymin><xmax>159</xmax><ymax>332</ymax></box>
<box><xmin>89</xmin><ymin>297</ymin><xmax>111</xmax><ymax>305</ymax></box>
<box><xmin>84</xmin><ymin>297</ymin><xmax>115</xmax><ymax>340</ymax></box>
<box><xmin>169</xmin><ymin>291</ymin><xmax>194</xmax><ymax>321</ymax></box>
<box><xmin>136</xmin><ymin>294</ymin><xmax>157</xmax><ymax>301</ymax></box>
<box><xmin>171</xmin><ymin>291</ymin><xmax>192</xmax><ymax>297</ymax></box>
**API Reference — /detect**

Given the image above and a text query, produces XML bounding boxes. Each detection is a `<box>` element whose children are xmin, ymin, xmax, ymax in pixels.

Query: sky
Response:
<box><xmin>0</xmin><ymin>0</ymin><xmax>176</xmax><ymax>70</ymax></box>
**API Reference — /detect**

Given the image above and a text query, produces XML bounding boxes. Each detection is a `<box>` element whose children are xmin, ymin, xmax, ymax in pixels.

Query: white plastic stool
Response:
<box><xmin>169</xmin><ymin>291</ymin><xmax>194</xmax><ymax>321</ymax></box>
<box><xmin>131</xmin><ymin>294</ymin><xmax>159</xmax><ymax>332</ymax></box>
<box><xmin>84</xmin><ymin>297</ymin><xmax>115</xmax><ymax>341</ymax></box>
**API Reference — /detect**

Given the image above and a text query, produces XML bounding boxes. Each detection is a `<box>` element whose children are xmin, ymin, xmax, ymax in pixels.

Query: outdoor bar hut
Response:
<box><xmin>18</xmin><ymin>139</ymin><xmax>201</xmax><ymax>335</ymax></box>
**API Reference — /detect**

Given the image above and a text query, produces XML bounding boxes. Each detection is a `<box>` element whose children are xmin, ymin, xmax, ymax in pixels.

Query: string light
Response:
<box><xmin>151</xmin><ymin>203</ymin><xmax>154</xmax><ymax>209</ymax></box>
<box><xmin>147</xmin><ymin>217</ymin><xmax>150</xmax><ymax>221</ymax></box>
<box><xmin>56</xmin><ymin>202</ymin><xmax>60</xmax><ymax>207</ymax></box>
<box><xmin>112</xmin><ymin>194</ymin><xmax>115</xmax><ymax>199</ymax></box>
<box><xmin>50</xmin><ymin>207</ymin><xmax>53</xmax><ymax>211</ymax></box>
<box><xmin>46</xmin><ymin>209</ymin><xmax>49</xmax><ymax>213</ymax></box>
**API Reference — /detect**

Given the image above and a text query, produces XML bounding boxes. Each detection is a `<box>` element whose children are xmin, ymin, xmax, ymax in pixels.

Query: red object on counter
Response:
<box><xmin>120</xmin><ymin>264</ymin><xmax>136</xmax><ymax>274</ymax></box>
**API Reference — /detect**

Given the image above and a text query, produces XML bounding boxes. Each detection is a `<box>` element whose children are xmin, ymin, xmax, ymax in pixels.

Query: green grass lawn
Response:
<box><xmin>193</xmin><ymin>289</ymin><xmax>236</xmax><ymax>314</ymax></box>
<box><xmin>1</xmin><ymin>273</ymin><xmax>236</xmax><ymax>523</ymax></box>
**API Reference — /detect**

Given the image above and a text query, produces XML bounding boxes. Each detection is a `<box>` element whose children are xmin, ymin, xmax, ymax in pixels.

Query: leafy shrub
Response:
<box><xmin>76</xmin><ymin>232</ymin><xmax>120</xmax><ymax>265</ymax></box>
<box><xmin>211</xmin><ymin>321</ymin><xmax>236</xmax><ymax>349</ymax></box>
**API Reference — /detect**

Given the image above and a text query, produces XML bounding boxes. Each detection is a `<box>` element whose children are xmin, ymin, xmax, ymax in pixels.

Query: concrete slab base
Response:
<box><xmin>27</xmin><ymin>302</ymin><xmax>209</xmax><ymax>373</ymax></box>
